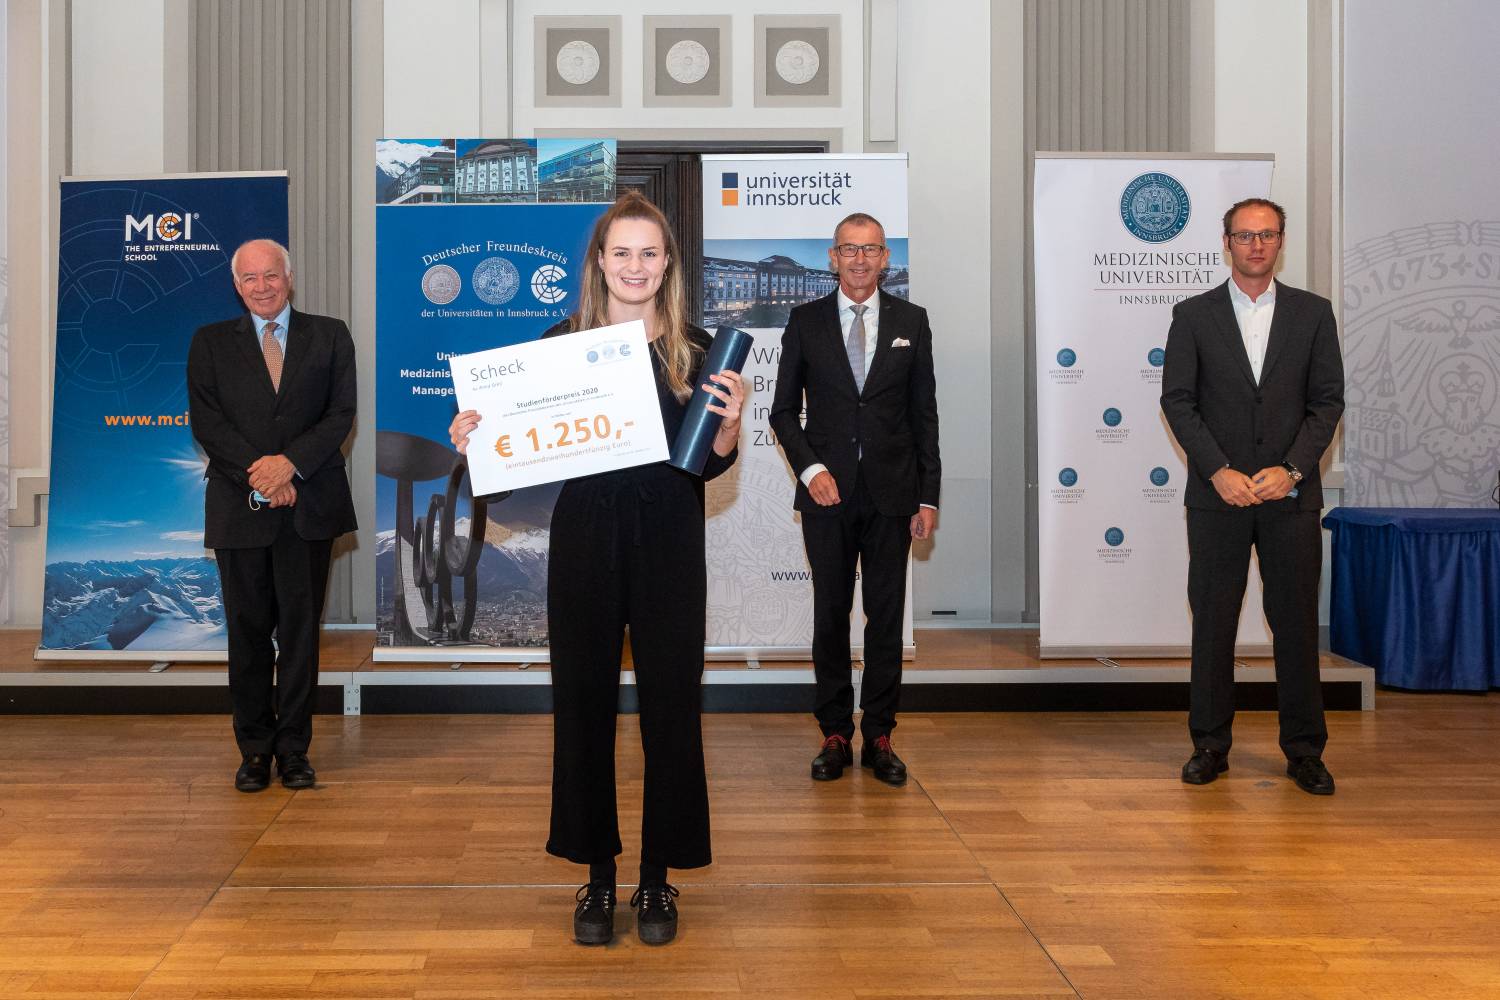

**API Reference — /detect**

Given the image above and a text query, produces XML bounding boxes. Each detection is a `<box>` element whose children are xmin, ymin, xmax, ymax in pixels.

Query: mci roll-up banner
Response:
<box><xmin>374</xmin><ymin>139</ymin><xmax>611</xmax><ymax>658</ymax></box>
<box><xmin>700</xmin><ymin>154</ymin><xmax>913</xmax><ymax>653</ymax></box>
<box><xmin>40</xmin><ymin>172</ymin><xmax>289</xmax><ymax>654</ymax></box>
<box><xmin>1033</xmin><ymin>155</ymin><xmax>1274</xmax><ymax>656</ymax></box>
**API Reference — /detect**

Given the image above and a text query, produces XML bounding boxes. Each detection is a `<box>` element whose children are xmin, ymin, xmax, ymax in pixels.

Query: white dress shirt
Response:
<box><xmin>1227</xmin><ymin>278</ymin><xmax>1275</xmax><ymax>384</ymax></box>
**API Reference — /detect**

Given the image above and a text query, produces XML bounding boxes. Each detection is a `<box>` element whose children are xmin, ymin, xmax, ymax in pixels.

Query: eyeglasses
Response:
<box><xmin>834</xmin><ymin>243</ymin><xmax>887</xmax><ymax>258</ymax></box>
<box><xmin>1228</xmin><ymin>230</ymin><xmax>1283</xmax><ymax>245</ymax></box>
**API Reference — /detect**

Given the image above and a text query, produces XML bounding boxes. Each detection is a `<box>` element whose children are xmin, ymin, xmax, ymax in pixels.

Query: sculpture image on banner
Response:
<box><xmin>40</xmin><ymin>173</ymin><xmax>290</xmax><ymax>653</ymax></box>
<box><xmin>699</xmin><ymin>154</ymin><xmax>912</xmax><ymax>651</ymax></box>
<box><xmin>374</xmin><ymin>138</ymin><xmax>613</xmax><ymax>653</ymax></box>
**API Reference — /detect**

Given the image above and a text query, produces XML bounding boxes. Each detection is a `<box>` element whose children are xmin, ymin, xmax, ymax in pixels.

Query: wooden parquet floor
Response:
<box><xmin>3</xmin><ymin>699</ymin><xmax>1498</xmax><ymax>998</ymax></box>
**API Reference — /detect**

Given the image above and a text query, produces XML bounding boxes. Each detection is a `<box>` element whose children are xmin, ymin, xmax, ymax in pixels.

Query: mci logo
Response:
<box><xmin>125</xmin><ymin>211</ymin><xmax>195</xmax><ymax>242</ymax></box>
<box><xmin>721</xmin><ymin>172</ymin><xmax>739</xmax><ymax>207</ymax></box>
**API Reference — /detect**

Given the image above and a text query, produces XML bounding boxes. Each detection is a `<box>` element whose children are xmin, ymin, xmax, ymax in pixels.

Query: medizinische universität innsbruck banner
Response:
<box><xmin>1034</xmin><ymin>154</ymin><xmax>1274</xmax><ymax>656</ymax></box>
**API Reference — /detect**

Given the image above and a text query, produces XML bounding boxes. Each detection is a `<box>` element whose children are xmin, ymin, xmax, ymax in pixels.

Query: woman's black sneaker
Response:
<box><xmin>630</xmin><ymin>882</ymin><xmax>680</xmax><ymax>944</ymax></box>
<box><xmin>573</xmin><ymin>881</ymin><xmax>617</xmax><ymax>945</ymax></box>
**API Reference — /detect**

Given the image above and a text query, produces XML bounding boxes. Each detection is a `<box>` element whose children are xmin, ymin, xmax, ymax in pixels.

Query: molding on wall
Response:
<box><xmin>7</xmin><ymin>470</ymin><xmax>48</xmax><ymax>528</ymax></box>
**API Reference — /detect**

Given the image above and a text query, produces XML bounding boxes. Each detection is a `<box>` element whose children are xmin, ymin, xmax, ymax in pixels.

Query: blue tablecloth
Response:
<box><xmin>1323</xmin><ymin>507</ymin><xmax>1500</xmax><ymax>690</ymax></box>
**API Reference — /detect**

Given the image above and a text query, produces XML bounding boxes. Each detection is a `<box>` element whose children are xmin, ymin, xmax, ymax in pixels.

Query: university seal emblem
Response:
<box><xmin>1121</xmin><ymin>172</ymin><xmax>1190</xmax><ymax>243</ymax></box>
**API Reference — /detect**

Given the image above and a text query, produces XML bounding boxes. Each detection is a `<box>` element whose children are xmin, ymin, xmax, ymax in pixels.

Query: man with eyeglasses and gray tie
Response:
<box><xmin>770</xmin><ymin>212</ymin><xmax>941</xmax><ymax>787</ymax></box>
<box><xmin>1161</xmin><ymin>198</ymin><xmax>1345</xmax><ymax>796</ymax></box>
<box><xmin>187</xmin><ymin>239</ymin><xmax>358</xmax><ymax>794</ymax></box>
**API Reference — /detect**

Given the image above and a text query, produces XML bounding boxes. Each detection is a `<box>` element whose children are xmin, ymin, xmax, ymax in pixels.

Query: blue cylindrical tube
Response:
<box><xmin>668</xmin><ymin>326</ymin><xmax>754</xmax><ymax>475</ymax></box>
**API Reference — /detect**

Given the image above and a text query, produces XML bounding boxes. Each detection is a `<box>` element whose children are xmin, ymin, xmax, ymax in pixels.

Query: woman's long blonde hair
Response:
<box><xmin>570</xmin><ymin>190</ymin><xmax>697</xmax><ymax>401</ymax></box>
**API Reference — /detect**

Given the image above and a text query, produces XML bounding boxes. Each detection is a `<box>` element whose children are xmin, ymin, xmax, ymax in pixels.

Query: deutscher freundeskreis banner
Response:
<box><xmin>373</xmin><ymin>138</ymin><xmax>612</xmax><ymax>656</ymax></box>
<box><xmin>1033</xmin><ymin>154</ymin><xmax>1274</xmax><ymax>656</ymax></box>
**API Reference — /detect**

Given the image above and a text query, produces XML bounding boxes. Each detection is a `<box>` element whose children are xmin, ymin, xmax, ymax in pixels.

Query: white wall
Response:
<box><xmin>70</xmin><ymin>0</ymin><xmax>165</xmax><ymax>175</ymax></box>
<box><xmin>899</xmin><ymin>0</ymin><xmax>994</xmax><ymax>621</ymax></box>
<box><xmin>1214</xmin><ymin>0</ymin><xmax>1307</xmax><ymax>287</ymax></box>
<box><xmin>383</xmin><ymin>0</ymin><xmax>483</xmax><ymax>136</ymax></box>
<box><xmin>1</xmin><ymin>0</ymin><xmax>10</xmax><ymax>623</ymax></box>
<box><xmin>5</xmin><ymin>0</ymin><xmax>65</xmax><ymax>627</ymax></box>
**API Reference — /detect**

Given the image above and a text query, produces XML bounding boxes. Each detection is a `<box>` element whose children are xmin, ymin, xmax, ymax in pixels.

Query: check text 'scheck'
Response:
<box><xmin>448</xmin><ymin>319</ymin><xmax>668</xmax><ymax>496</ymax></box>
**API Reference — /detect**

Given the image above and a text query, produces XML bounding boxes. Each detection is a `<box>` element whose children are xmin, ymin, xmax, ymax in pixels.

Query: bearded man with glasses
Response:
<box><xmin>770</xmin><ymin>212</ymin><xmax>941</xmax><ymax>787</ymax></box>
<box><xmin>1160</xmin><ymin>198</ymin><xmax>1345</xmax><ymax>796</ymax></box>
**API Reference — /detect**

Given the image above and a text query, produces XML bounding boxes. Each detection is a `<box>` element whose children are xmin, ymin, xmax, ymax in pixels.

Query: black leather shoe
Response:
<box><xmin>276</xmin><ymin>751</ymin><xmax>316</xmax><ymax>789</ymax></box>
<box><xmin>235</xmin><ymin>754</ymin><xmax>271</xmax><ymax>792</ymax></box>
<box><xmin>630</xmin><ymin>881</ymin><xmax>679</xmax><ymax>945</ymax></box>
<box><xmin>572</xmin><ymin>881</ymin><xmax>617</xmax><ymax>945</ymax></box>
<box><xmin>860</xmin><ymin>735</ymin><xmax>908</xmax><ymax>786</ymax></box>
<box><xmin>1181</xmin><ymin>748</ymin><xmax>1228</xmax><ymax>785</ymax></box>
<box><xmin>1287</xmin><ymin>756</ymin><xmax>1335</xmax><ymax>796</ymax></box>
<box><xmin>811</xmin><ymin>734</ymin><xmax>854</xmax><ymax>781</ymax></box>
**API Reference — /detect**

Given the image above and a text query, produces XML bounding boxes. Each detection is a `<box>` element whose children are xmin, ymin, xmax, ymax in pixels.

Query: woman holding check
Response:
<box><xmin>449</xmin><ymin>191</ymin><xmax>744</xmax><ymax>946</ymax></box>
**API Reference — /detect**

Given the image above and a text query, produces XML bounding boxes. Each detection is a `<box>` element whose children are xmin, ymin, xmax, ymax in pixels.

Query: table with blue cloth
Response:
<box><xmin>1323</xmin><ymin>507</ymin><xmax>1500</xmax><ymax>690</ymax></box>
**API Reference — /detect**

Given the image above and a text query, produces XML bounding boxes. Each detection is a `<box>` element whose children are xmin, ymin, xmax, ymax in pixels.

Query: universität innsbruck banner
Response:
<box><xmin>1034</xmin><ymin>154</ymin><xmax>1275</xmax><ymax>656</ymax></box>
<box><xmin>701</xmin><ymin>154</ymin><xmax>913</xmax><ymax>654</ymax></box>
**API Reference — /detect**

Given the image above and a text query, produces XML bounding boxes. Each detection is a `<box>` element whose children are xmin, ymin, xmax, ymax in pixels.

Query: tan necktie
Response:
<box><xmin>261</xmin><ymin>321</ymin><xmax>283</xmax><ymax>392</ymax></box>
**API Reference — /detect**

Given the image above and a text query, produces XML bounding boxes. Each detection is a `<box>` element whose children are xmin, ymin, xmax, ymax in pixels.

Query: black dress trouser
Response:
<box><xmin>545</xmin><ymin>464</ymin><xmax>712</xmax><ymax>870</ymax></box>
<box><xmin>1186</xmin><ymin>503</ymin><xmax>1327</xmax><ymax>760</ymax></box>
<box><xmin>802</xmin><ymin>468</ymin><xmax>911</xmax><ymax>743</ymax></box>
<box><xmin>216</xmin><ymin>514</ymin><xmax>334</xmax><ymax>758</ymax></box>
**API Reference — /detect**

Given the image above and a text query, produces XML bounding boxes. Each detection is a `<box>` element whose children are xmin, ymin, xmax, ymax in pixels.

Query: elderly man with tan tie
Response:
<box><xmin>187</xmin><ymin>238</ymin><xmax>358</xmax><ymax>792</ymax></box>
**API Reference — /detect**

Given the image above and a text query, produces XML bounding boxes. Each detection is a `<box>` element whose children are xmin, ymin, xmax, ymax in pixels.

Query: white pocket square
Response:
<box><xmin>891</xmin><ymin>337</ymin><xmax>911</xmax><ymax>348</ymax></box>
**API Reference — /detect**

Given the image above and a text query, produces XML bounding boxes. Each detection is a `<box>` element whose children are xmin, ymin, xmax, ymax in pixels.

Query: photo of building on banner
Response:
<box><xmin>373</xmin><ymin>138</ymin><xmax>614</xmax><ymax>653</ymax></box>
<box><xmin>40</xmin><ymin>173</ymin><xmax>290</xmax><ymax>655</ymax></box>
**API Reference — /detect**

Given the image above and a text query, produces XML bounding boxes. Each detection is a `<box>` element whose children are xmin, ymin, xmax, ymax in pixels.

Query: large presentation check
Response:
<box><xmin>449</xmin><ymin>319</ymin><xmax>669</xmax><ymax>496</ymax></box>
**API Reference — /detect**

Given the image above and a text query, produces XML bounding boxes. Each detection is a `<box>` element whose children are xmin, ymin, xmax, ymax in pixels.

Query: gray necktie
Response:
<box><xmin>846</xmin><ymin>303</ymin><xmax>868</xmax><ymax>393</ymax></box>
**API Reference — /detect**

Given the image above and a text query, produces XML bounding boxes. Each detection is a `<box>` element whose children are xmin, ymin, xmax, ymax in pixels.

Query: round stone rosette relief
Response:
<box><xmin>774</xmin><ymin>40</ymin><xmax>819</xmax><ymax>85</ymax></box>
<box><xmin>556</xmin><ymin>40</ymin><xmax>601</xmax><ymax>86</ymax></box>
<box><xmin>665</xmin><ymin>40</ymin><xmax>711</xmax><ymax>85</ymax></box>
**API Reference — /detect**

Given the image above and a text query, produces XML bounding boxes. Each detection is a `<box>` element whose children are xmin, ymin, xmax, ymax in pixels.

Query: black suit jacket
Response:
<box><xmin>769</xmin><ymin>290</ymin><xmax>941</xmax><ymax>517</ymax></box>
<box><xmin>187</xmin><ymin>309</ymin><xmax>358</xmax><ymax>548</ymax></box>
<box><xmin>1160</xmin><ymin>280</ymin><xmax>1344</xmax><ymax>511</ymax></box>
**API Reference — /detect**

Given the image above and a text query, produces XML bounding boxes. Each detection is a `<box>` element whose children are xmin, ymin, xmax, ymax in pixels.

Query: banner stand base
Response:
<box><xmin>1</xmin><ymin>660</ymin><xmax>1374</xmax><ymax>715</ymax></box>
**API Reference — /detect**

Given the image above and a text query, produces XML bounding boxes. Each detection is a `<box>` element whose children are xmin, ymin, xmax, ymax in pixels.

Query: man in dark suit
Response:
<box><xmin>187</xmin><ymin>238</ymin><xmax>357</xmax><ymax>792</ymax></box>
<box><xmin>1160</xmin><ymin>198</ymin><xmax>1344</xmax><ymax>796</ymax></box>
<box><xmin>770</xmin><ymin>212</ymin><xmax>941</xmax><ymax>786</ymax></box>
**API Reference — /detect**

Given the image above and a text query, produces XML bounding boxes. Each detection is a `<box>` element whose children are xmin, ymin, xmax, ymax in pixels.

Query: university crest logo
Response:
<box><xmin>1121</xmin><ymin>172</ymin><xmax>1190</xmax><ymax>243</ymax></box>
